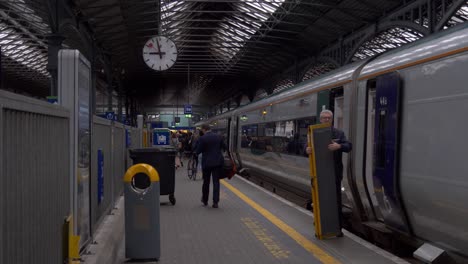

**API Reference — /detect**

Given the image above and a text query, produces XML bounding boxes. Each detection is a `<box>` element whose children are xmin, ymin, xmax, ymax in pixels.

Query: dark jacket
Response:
<box><xmin>331</xmin><ymin>127</ymin><xmax>352</xmax><ymax>181</ymax></box>
<box><xmin>196</xmin><ymin>131</ymin><xmax>226</xmax><ymax>168</ymax></box>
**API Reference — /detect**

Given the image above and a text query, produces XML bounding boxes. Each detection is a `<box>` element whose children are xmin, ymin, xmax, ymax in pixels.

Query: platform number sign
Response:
<box><xmin>184</xmin><ymin>104</ymin><xmax>192</xmax><ymax>114</ymax></box>
<box><xmin>105</xmin><ymin>111</ymin><xmax>115</xmax><ymax>120</ymax></box>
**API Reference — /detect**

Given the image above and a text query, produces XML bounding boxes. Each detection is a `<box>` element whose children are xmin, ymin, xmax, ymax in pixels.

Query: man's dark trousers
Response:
<box><xmin>202</xmin><ymin>166</ymin><xmax>222</xmax><ymax>204</ymax></box>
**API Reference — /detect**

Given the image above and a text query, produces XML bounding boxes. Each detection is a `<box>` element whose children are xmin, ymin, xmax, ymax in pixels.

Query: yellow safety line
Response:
<box><xmin>221</xmin><ymin>180</ymin><xmax>341</xmax><ymax>264</ymax></box>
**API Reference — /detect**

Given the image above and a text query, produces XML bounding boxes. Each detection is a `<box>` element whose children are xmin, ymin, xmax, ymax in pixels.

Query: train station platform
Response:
<box><xmin>83</xmin><ymin>164</ymin><xmax>410</xmax><ymax>264</ymax></box>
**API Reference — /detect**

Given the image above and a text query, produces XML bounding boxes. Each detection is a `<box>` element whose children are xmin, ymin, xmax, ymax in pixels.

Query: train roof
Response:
<box><xmin>196</xmin><ymin>60</ymin><xmax>365</xmax><ymax>125</ymax></box>
<box><xmin>360</xmin><ymin>24</ymin><xmax>468</xmax><ymax>79</ymax></box>
<box><xmin>197</xmin><ymin>24</ymin><xmax>468</xmax><ymax>126</ymax></box>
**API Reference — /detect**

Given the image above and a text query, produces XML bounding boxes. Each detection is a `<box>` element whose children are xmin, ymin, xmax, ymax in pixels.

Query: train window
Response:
<box><xmin>334</xmin><ymin>97</ymin><xmax>344</xmax><ymax>129</ymax></box>
<box><xmin>240</xmin><ymin>117</ymin><xmax>316</xmax><ymax>156</ymax></box>
<box><xmin>257</xmin><ymin>123</ymin><xmax>266</xmax><ymax>136</ymax></box>
<box><xmin>329</xmin><ymin>87</ymin><xmax>344</xmax><ymax>115</ymax></box>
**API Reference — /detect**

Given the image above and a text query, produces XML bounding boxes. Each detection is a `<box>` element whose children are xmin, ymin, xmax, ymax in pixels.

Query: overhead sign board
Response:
<box><xmin>184</xmin><ymin>104</ymin><xmax>192</xmax><ymax>114</ymax></box>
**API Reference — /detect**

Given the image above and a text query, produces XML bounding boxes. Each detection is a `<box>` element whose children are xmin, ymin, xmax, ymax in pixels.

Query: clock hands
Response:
<box><xmin>155</xmin><ymin>39</ymin><xmax>163</xmax><ymax>60</ymax></box>
<box><xmin>145</xmin><ymin>41</ymin><xmax>165</xmax><ymax>57</ymax></box>
<box><xmin>146</xmin><ymin>39</ymin><xmax>166</xmax><ymax>57</ymax></box>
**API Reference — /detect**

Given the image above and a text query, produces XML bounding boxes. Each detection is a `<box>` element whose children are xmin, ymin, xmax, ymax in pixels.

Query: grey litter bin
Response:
<box><xmin>129</xmin><ymin>147</ymin><xmax>177</xmax><ymax>205</ymax></box>
<box><xmin>124</xmin><ymin>163</ymin><xmax>161</xmax><ymax>260</ymax></box>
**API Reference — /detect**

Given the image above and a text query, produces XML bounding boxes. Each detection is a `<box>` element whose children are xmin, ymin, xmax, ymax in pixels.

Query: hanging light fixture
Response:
<box><xmin>184</xmin><ymin>64</ymin><xmax>193</xmax><ymax>119</ymax></box>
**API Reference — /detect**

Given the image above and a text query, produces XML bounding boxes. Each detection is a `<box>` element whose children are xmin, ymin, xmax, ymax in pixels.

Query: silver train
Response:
<box><xmin>196</xmin><ymin>25</ymin><xmax>468</xmax><ymax>262</ymax></box>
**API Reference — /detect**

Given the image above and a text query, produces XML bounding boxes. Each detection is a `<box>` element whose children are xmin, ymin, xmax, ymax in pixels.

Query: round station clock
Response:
<box><xmin>142</xmin><ymin>36</ymin><xmax>178</xmax><ymax>71</ymax></box>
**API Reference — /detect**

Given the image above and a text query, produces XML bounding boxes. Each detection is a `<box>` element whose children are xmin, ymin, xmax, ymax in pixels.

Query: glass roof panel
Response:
<box><xmin>0</xmin><ymin>1</ymin><xmax>50</xmax><ymax>80</ymax></box>
<box><xmin>160</xmin><ymin>0</ymin><xmax>190</xmax><ymax>36</ymax></box>
<box><xmin>239</xmin><ymin>5</ymin><xmax>269</xmax><ymax>21</ymax></box>
<box><xmin>232</xmin><ymin>15</ymin><xmax>262</xmax><ymax>32</ymax></box>
<box><xmin>0</xmin><ymin>39</ymin><xmax>13</xmax><ymax>45</ymax></box>
<box><xmin>211</xmin><ymin>0</ymin><xmax>285</xmax><ymax>63</ymax></box>
<box><xmin>249</xmin><ymin>0</ymin><xmax>283</xmax><ymax>11</ymax></box>
<box><xmin>273</xmin><ymin>79</ymin><xmax>294</xmax><ymax>94</ymax></box>
<box><xmin>303</xmin><ymin>63</ymin><xmax>337</xmax><ymax>81</ymax></box>
<box><xmin>352</xmin><ymin>27</ymin><xmax>423</xmax><ymax>61</ymax></box>
<box><xmin>7</xmin><ymin>0</ymin><xmax>48</xmax><ymax>29</ymax></box>
<box><xmin>446</xmin><ymin>5</ymin><xmax>468</xmax><ymax>28</ymax></box>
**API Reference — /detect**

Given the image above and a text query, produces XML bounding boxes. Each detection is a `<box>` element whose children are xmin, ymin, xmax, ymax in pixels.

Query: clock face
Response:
<box><xmin>142</xmin><ymin>36</ymin><xmax>178</xmax><ymax>71</ymax></box>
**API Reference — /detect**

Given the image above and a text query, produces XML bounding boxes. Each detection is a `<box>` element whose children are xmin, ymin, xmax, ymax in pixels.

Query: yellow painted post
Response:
<box><xmin>143</xmin><ymin>130</ymin><xmax>148</xmax><ymax>147</ymax></box>
<box><xmin>308</xmin><ymin>125</ymin><xmax>321</xmax><ymax>239</ymax></box>
<box><xmin>65</xmin><ymin>215</ymin><xmax>81</xmax><ymax>263</ymax></box>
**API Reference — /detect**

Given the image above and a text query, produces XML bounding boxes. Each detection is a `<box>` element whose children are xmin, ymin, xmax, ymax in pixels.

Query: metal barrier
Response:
<box><xmin>113</xmin><ymin>123</ymin><xmax>126</xmax><ymax>198</ymax></box>
<box><xmin>0</xmin><ymin>90</ymin><xmax>70</xmax><ymax>264</ymax></box>
<box><xmin>0</xmin><ymin>90</ymin><xmax>144</xmax><ymax>263</ymax></box>
<box><xmin>90</xmin><ymin>118</ymin><xmax>143</xmax><ymax>234</ymax></box>
<box><xmin>91</xmin><ymin>117</ymin><xmax>113</xmax><ymax>233</ymax></box>
<box><xmin>125</xmin><ymin>126</ymin><xmax>143</xmax><ymax>170</ymax></box>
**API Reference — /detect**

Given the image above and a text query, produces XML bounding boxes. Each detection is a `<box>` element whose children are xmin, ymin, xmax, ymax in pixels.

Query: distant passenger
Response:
<box><xmin>172</xmin><ymin>132</ymin><xmax>182</xmax><ymax>168</ymax></box>
<box><xmin>196</xmin><ymin>124</ymin><xmax>226</xmax><ymax>208</ymax></box>
<box><xmin>192</xmin><ymin>129</ymin><xmax>204</xmax><ymax>177</ymax></box>
<box><xmin>306</xmin><ymin>109</ymin><xmax>352</xmax><ymax>236</ymax></box>
<box><xmin>287</xmin><ymin>133</ymin><xmax>302</xmax><ymax>155</ymax></box>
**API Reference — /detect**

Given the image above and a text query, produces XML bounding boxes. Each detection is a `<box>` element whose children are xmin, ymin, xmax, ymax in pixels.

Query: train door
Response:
<box><xmin>226</xmin><ymin>117</ymin><xmax>231</xmax><ymax>148</ymax></box>
<box><xmin>365</xmin><ymin>72</ymin><xmax>410</xmax><ymax>233</ymax></box>
<box><xmin>318</xmin><ymin>88</ymin><xmax>353</xmax><ymax>210</ymax></box>
<box><xmin>316</xmin><ymin>87</ymin><xmax>343</xmax><ymax>121</ymax></box>
<box><xmin>234</xmin><ymin>116</ymin><xmax>243</xmax><ymax>168</ymax></box>
<box><xmin>230</xmin><ymin>117</ymin><xmax>235</xmax><ymax>151</ymax></box>
<box><xmin>364</xmin><ymin>81</ymin><xmax>383</xmax><ymax>220</ymax></box>
<box><xmin>331</xmin><ymin>88</ymin><xmax>356</xmax><ymax>211</ymax></box>
<box><xmin>316</xmin><ymin>89</ymin><xmax>330</xmax><ymax>114</ymax></box>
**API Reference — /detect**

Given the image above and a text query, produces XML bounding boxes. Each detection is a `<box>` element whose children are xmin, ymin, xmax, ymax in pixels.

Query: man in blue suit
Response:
<box><xmin>196</xmin><ymin>124</ymin><xmax>226</xmax><ymax>208</ymax></box>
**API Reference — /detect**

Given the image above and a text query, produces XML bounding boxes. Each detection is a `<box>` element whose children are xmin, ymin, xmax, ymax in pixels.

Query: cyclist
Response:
<box><xmin>191</xmin><ymin>129</ymin><xmax>203</xmax><ymax>177</ymax></box>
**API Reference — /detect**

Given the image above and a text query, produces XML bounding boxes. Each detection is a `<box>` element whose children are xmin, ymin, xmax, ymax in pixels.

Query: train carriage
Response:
<box><xmin>196</xmin><ymin>24</ymin><xmax>468</xmax><ymax>262</ymax></box>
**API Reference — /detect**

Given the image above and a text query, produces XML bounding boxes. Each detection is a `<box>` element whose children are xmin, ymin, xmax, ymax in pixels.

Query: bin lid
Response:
<box><xmin>124</xmin><ymin>163</ymin><xmax>160</xmax><ymax>182</ymax></box>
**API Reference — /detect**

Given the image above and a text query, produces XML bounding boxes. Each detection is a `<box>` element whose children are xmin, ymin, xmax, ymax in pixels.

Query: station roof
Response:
<box><xmin>0</xmin><ymin>0</ymin><xmax>467</xmax><ymax>108</ymax></box>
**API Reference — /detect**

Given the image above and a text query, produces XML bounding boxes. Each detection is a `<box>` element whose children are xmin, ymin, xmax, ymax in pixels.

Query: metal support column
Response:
<box><xmin>106</xmin><ymin>71</ymin><xmax>113</xmax><ymax>112</ymax></box>
<box><xmin>46</xmin><ymin>34</ymin><xmax>64</xmax><ymax>96</ymax></box>
<box><xmin>117</xmin><ymin>77</ymin><xmax>123</xmax><ymax>122</ymax></box>
<box><xmin>91</xmin><ymin>45</ymin><xmax>97</xmax><ymax>114</ymax></box>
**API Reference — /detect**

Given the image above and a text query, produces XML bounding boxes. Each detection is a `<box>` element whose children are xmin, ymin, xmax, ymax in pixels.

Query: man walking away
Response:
<box><xmin>196</xmin><ymin>124</ymin><xmax>226</xmax><ymax>208</ymax></box>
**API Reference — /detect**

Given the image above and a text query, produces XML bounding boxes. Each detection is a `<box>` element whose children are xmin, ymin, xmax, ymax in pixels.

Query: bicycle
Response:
<box><xmin>187</xmin><ymin>152</ymin><xmax>198</xmax><ymax>180</ymax></box>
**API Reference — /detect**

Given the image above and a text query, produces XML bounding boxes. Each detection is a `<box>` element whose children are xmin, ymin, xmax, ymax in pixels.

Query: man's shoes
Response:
<box><xmin>201</xmin><ymin>198</ymin><xmax>207</xmax><ymax>206</ymax></box>
<box><xmin>212</xmin><ymin>203</ymin><xmax>218</xmax><ymax>208</ymax></box>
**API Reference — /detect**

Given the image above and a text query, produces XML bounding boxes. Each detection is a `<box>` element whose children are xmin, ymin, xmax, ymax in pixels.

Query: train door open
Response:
<box><xmin>331</xmin><ymin>87</ymin><xmax>356</xmax><ymax>211</ymax></box>
<box><xmin>316</xmin><ymin>89</ymin><xmax>330</xmax><ymax>114</ymax></box>
<box><xmin>316</xmin><ymin>87</ymin><xmax>344</xmax><ymax>123</ymax></box>
<box><xmin>365</xmin><ymin>72</ymin><xmax>410</xmax><ymax>233</ymax></box>
<box><xmin>317</xmin><ymin>87</ymin><xmax>353</xmax><ymax>210</ymax></box>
